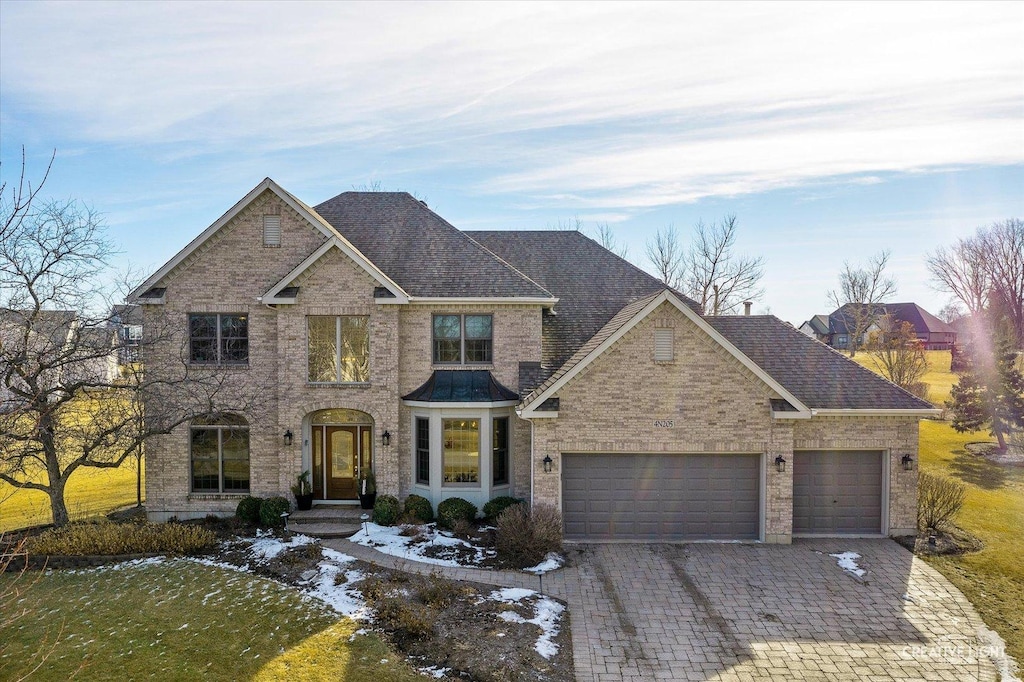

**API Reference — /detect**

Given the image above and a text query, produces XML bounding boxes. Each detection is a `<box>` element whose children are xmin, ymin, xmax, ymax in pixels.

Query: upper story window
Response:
<box><xmin>308</xmin><ymin>315</ymin><xmax>370</xmax><ymax>383</ymax></box>
<box><xmin>432</xmin><ymin>314</ymin><xmax>492</xmax><ymax>365</ymax></box>
<box><xmin>189</xmin><ymin>314</ymin><xmax>248</xmax><ymax>365</ymax></box>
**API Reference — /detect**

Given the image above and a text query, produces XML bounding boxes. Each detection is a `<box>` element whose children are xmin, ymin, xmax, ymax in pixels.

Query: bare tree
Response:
<box><xmin>828</xmin><ymin>251</ymin><xmax>897</xmax><ymax>357</ymax></box>
<box><xmin>644</xmin><ymin>223</ymin><xmax>687</xmax><ymax>289</ymax></box>
<box><xmin>549</xmin><ymin>216</ymin><xmax>584</xmax><ymax>232</ymax></box>
<box><xmin>866</xmin><ymin>316</ymin><xmax>929</xmax><ymax>398</ymax></box>
<box><xmin>937</xmin><ymin>301</ymin><xmax>965</xmax><ymax>324</ymax></box>
<box><xmin>1</xmin><ymin>152</ymin><xmax>269</xmax><ymax>527</ymax></box>
<box><xmin>683</xmin><ymin>215</ymin><xmax>764</xmax><ymax>315</ymax></box>
<box><xmin>927</xmin><ymin>237</ymin><xmax>990</xmax><ymax>316</ymax></box>
<box><xmin>595</xmin><ymin>222</ymin><xmax>628</xmax><ymax>259</ymax></box>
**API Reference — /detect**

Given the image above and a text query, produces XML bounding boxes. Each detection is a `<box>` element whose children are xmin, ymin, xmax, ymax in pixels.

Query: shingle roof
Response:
<box><xmin>883</xmin><ymin>302</ymin><xmax>955</xmax><ymax>335</ymax></box>
<box><xmin>402</xmin><ymin>370</ymin><xmax>519</xmax><ymax>403</ymax></box>
<box><xmin>313</xmin><ymin>193</ymin><xmax>552</xmax><ymax>299</ymax></box>
<box><xmin>705</xmin><ymin>315</ymin><xmax>935</xmax><ymax>410</ymax></box>
<box><xmin>468</xmin><ymin>230</ymin><xmax>698</xmax><ymax>373</ymax></box>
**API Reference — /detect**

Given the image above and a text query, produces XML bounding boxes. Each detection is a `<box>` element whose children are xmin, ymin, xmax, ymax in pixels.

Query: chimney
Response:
<box><xmin>743</xmin><ymin>301</ymin><xmax>752</xmax><ymax>316</ymax></box>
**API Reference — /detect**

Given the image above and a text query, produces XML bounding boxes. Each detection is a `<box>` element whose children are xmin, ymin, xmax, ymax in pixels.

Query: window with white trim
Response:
<box><xmin>263</xmin><ymin>215</ymin><xmax>281</xmax><ymax>247</ymax></box>
<box><xmin>443</xmin><ymin>418</ymin><xmax>479</xmax><ymax>484</ymax></box>
<box><xmin>432</xmin><ymin>314</ymin><xmax>492</xmax><ymax>364</ymax></box>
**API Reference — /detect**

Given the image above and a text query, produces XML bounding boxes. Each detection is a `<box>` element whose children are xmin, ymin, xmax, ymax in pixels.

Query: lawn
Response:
<box><xmin>851</xmin><ymin>349</ymin><xmax>1024</xmax><ymax>663</ymax></box>
<box><xmin>0</xmin><ymin>558</ymin><xmax>424</xmax><ymax>682</ymax></box>
<box><xmin>0</xmin><ymin>463</ymin><xmax>143</xmax><ymax>534</ymax></box>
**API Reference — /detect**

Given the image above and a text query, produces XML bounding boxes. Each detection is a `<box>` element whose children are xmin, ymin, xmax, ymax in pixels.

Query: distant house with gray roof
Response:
<box><xmin>130</xmin><ymin>178</ymin><xmax>937</xmax><ymax>544</ymax></box>
<box><xmin>801</xmin><ymin>303</ymin><xmax>956</xmax><ymax>350</ymax></box>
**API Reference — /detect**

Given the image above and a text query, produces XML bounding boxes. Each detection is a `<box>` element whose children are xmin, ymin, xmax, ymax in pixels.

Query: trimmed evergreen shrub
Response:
<box><xmin>373</xmin><ymin>495</ymin><xmax>402</xmax><ymax>526</ymax></box>
<box><xmin>436</xmin><ymin>497</ymin><xmax>477</xmax><ymax>530</ymax></box>
<box><xmin>403</xmin><ymin>494</ymin><xmax>434</xmax><ymax>523</ymax></box>
<box><xmin>259</xmin><ymin>496</ymin><xmax>291</xmax><ymax>527</ymax></box>
<box><xmin>482</xmin><ymin>495</ymin><xmax>524</xmax><ymax>520</ymax></box>
<box><xmin>235</xmin><ymin>496</ymin><xmax>263</xmax><ymax>524</ymax></box>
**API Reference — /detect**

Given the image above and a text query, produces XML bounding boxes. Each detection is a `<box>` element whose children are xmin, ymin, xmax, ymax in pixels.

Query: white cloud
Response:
<box><xmin>1</xmin><ymin>1</ymin><xmax>1021</xmax><ymax>207</ymax></box>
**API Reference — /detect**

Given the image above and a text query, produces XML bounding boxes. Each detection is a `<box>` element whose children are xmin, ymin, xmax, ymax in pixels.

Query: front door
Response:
<box><xmin>312</xmin><ymin>423</ymin><xmax>372</xmax><ymax>500</ymax></box>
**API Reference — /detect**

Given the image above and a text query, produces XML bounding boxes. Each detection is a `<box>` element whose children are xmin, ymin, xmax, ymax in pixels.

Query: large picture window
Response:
<box><xmin>432</xmin><ymin>314</ymin><xmax>492</xmax><ymax>364</ymax></box>
<box><xmin>190</xmin><ymin>414</ymin><xmax>249</xmax><ymax>493</ymax></box>
<box><xmin>442</xmin><ymin>418</ymin><xmax>479</xmax><ymax>484</ymax></box>
<box><xmin>492</xmin><ymin>417</ymin><xmax>509</xmax><ymax>485</ymax></box>
<box><xmin>189</xmin><ymin>314</ymin><xmax>248</xmax><ymax>365</ymax></box>
<box><xmin>308</xmin><ymin>315</ymin><xmax>370</xmax><ymax>383</ymax></box>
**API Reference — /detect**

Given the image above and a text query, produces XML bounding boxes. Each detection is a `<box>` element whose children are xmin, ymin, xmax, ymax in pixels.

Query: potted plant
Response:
<box><xmin>291</xmin><ymin>470</ymin><xmax>314</xmax><ymax>511</ymax></box>
<box><xmin>358</xmin><ymin>470</ymin><xmax>377</xmax><ymax>510</ymax></box>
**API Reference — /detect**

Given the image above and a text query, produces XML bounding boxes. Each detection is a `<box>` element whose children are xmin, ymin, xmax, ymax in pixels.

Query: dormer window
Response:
<box><xmin>432</xmin><ymin>314</ymin><xmax>492</xmax><ymax>364</ymax></box>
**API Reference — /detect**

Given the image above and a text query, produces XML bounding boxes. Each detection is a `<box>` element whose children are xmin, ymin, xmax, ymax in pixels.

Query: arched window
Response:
<box><xmin>190</xmin><ymin>414</ymin><xmax>249</xmax><ymax>493</ymax></box>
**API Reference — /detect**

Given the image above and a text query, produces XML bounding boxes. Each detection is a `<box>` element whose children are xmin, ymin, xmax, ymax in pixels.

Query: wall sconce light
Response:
<box><xmin>774</xmin><ymin>455</ymin><xmax>787</xmax><ymax>472</ymax></box>
<box><xmin>283</xmin><ymin>430</ymin><xmax>293</xmax><ymax>447</ymax></box>
<box><xmin>542</xmin><ymin>455</ymin><xmax>553</xmax><ymax>473</ymax></box>
<box><xmin>381</xmin><ymin>430</ymin><xmax>391</xmax><ymax>447</ymax></box>
<box><xmin>901</xmin><ymin>454</ymin><xmax>915</xmax><ymax>471</ymax></box>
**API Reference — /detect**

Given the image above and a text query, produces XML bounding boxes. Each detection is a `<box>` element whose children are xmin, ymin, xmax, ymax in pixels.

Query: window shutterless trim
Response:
<box><xmin>188</xmin><ymin>313</ymin><xmax>249</xmax><ymax>365</ymax></box>
<box><xmin>306</xmin><ymin>315</ymin><xmax>370</xmax><ymax>384</ymax></box>
<box><xmin>431</xmin><ymin>313</ymin><xmax>493</xmax><ymax>365</ymax></box>
<box><xmin>189</xmin><ymin>423</ymin><xmax>250</xmax><ymax>494</ymax></box>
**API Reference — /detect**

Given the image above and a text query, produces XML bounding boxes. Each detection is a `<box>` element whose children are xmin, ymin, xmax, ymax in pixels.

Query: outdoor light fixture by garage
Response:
<box><xmin>381</xmin><ymin>430</ymin><xmax>391</xmax><ymax>447</ymax></box>
<box><xmin>902</xmin><ymin>454</ymin><xmax>915</xmax><ymax>471</ymax></box>
<box><xmin>283</xmin><ymin>430</ymin><xmax>294</xmax><ymax>447</ymax></box>
<box><xmin>774</xmin><ymin>455</ymin><xmax>787</xmax><ymax>472</ymax></box>
<box><xmin>542</xmin><ymin>455</ymin><xmax>553</xmax><ymax>473</ymax></box>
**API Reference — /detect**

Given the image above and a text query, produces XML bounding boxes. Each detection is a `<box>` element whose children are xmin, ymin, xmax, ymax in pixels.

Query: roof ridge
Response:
<box><xmin>462</xmin><ymin>233</ymin><xmax>556</xmax><ymax>301</ymax></box>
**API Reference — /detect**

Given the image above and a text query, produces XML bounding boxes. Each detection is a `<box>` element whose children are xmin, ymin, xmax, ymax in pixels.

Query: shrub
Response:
<box><xmin>235</xmin><ymin>496</ymin><xmax>263</xmax><ymax>524</ymax></box>
<box><xmin>26</xmin><ymin>521</ymin><xmax>216</xmax><ymax>556</ymax></box>
<box><xmin>482</xmin><ymin>495</ymin><xmax>524</xmax><ymax>520</ymax></box>
<box><xmin>417</xmin><ymin>573</ymin><xmax>460</xmax><ymax>609</ymax></box>
<box><xmin>918</xmin><ymin>472</ymin><xmax>967</xmax><ymax>531</ymax></box>
<box><xmin>259</xmin><ymin>497</ymin><xmax>291</xmax><ymax>527</ymax></box>
<box><xmin>372</xmin><ymin>596</ymin><xmax>434</xmax><ymax>643</ymax></box>
<box><xmin>436</xmin><ymin>497</ymin><xmax>477</xmax><ymax>530</ymax></box>
<box><xmin>373</xmin><ymin>495</ymin><xmax>401</xmax><ymax>526</ymax></box>
<box><xmin>403</xmin><ymin>494</ymin><xmax>434</xmax><ymax>523</ymax></box>
<box><xmin>495</xmin><ymin>503</ymin><xmax>563</xmax><ymax>568</ymax></box>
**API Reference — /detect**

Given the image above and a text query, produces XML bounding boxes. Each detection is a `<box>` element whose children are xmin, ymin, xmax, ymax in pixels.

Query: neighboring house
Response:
<box><xmin>130</xmin><ymin>179</ymin><xmax>938</xmax><ymax>543</ymax></box>
<box><xmin>801</xmin><ymin>303</ymin><xmax>956</xmax><ymax>351</ymax></box>
<box><xmin>0</xmin><ymin>309</ymin><xmax>118</xmax><ymax>411</ymax></box>
<box><xmin>110</xmin><ymin>304</ymin><xmax>144</xmax><ymax>367</ymax></box>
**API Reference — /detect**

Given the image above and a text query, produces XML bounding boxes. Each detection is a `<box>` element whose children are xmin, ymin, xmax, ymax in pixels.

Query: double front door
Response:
<box><xmin>312</xmin><ymin>425</ymin><xmax>372</xmax><ymax>500</ymax></box>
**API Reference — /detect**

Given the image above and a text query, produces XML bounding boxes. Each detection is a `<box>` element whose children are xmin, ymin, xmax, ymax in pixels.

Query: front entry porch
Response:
<box><xmin>307</xmin><ymin>409</ymin><xmax>373</xmax><ymax>503</ymax></box>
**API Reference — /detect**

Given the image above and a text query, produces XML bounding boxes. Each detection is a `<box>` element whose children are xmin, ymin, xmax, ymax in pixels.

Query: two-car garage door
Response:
<box><xmin>562</xmin><ymin>453</ymin><xmax>761</xmax><ymax>541</ymax></box>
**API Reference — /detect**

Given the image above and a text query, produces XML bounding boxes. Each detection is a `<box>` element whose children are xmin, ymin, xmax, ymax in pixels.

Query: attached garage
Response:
<box><xmin>793</xmin><ymin>450</ymin><xmax>884</xmax><ymax>535</ymax></box>
<box><xmin>561</xmin><ymin>453</ymin><xmax>762</xmax><ymax>541</ymax></box>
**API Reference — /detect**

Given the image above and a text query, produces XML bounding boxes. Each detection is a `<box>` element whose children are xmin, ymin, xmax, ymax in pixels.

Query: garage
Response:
<box><xmin>561</xmin><ymin>453</ymin><xmax>761</xmax><ymax>541</ymax></box>
<box><xmin>793</xmin><ymin>450</ymin><xmax>884</xmax><ymax>535</ymax></box>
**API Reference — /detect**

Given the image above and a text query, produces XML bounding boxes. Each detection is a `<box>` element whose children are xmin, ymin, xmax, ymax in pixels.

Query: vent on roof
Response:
<box><xmin>263</xmin><ymin>215</ymin><xmax>281</xmax><ymax>247</ymax></box>
<box><xmin>654</xmin><ymin>329</ymin><xmax>674</xmax><ymax>361</ymax></box>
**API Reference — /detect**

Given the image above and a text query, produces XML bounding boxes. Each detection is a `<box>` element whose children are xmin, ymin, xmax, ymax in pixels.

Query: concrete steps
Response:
<box><xmin>289</xmin><ymin>505</ymin><xmax>371</xmax><ymax>539</ymax></box>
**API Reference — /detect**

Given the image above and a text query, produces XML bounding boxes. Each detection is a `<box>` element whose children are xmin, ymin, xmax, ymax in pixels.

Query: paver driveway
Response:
<box><xmin>561</xmin><ymin>539</ymin><xmax>1011</xmax><ymax>681</ymax></box>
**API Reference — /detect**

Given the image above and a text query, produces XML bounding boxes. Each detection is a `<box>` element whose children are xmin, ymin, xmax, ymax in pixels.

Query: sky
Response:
<box><xmin>1</xmin><ymin>1</ymin><xmax>1022</xmax><ymax>325</ymax></box>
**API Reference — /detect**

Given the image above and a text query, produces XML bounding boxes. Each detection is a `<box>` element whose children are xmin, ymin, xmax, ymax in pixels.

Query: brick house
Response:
<box><xmin>801</xmin><ymin>303</ymin><xmax>956</xmax><ymax>350</ymax></box>
<box><xmin>131</xmin><ymin>179</ymin><xmax>938</xmax><ymax>543</ymax></box>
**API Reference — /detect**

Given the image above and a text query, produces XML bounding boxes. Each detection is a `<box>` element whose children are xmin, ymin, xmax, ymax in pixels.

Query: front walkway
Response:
<box><xmin>326</xmin><ymin>536</ymin><xmax>1015</xmax><ymax>682</ymax></box>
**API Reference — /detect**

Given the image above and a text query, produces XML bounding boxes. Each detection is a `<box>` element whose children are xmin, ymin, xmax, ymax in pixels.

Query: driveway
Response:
<box><xmin>560</xmin><ymin>539</ymin><xmax>1010</xmax><ymax>681</ymax></box>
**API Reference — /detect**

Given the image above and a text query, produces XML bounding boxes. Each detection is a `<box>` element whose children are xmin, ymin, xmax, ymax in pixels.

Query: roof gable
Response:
<box><xmin>130</xmin><ymin>178</ymin><xmax>343</xmax><ymax>301</ymax></box>
<box><xmin>520</xmin><ymin>291</ymin><xmax>810</xmax><ymax>417</ymax></box>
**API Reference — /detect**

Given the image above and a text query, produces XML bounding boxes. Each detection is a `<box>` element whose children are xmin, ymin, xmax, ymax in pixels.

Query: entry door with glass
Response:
<box><xmin>311</xmin><ymin>422</ymin><xmax>372</xmax><ymax>501</ymax></box>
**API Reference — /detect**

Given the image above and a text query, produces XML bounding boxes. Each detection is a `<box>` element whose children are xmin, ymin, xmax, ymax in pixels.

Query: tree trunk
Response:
<box><xmin>48</xmin><ymin>479</ymin><xmax>70</xmax><ymax>527</ymax></box>
<box><xmin>136</xmin><ymin>451</ymin><xmax>143</xmax><ymax>507</ymax></box>
<box><xmin>995</xmin><ymin>428</ymin><xmax>1007</xmax><ymax>452</ymax></box>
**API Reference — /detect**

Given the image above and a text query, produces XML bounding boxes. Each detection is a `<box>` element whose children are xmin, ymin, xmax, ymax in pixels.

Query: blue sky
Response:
<box><xmin>1</xmin><ymin>1</ymin><xmax>1022</xmax><ymax>324</ymax></box>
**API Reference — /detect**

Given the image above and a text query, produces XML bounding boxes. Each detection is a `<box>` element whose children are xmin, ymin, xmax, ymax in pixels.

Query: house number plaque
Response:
<box><xmin>653</xmin><ymin>420</ymin><xmax>675</xmax><ymax>428</ymax></box>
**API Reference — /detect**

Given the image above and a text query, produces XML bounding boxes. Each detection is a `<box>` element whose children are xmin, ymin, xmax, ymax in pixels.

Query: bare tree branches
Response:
<box><xmin>644</xmin><ymin>223</ymin><xmax>687</xmax><ymax>290</ymax></box>
<box><xmin>595</xmin><ymin>222</ymin><xmax>628</xmax><ymax>259</ymax></box>
<box><xmin>828</xmin><ymin>250</ymin><xmax>898</xmax><ymax>356</ymax></box>
<box><xmin>865</xmin><ymin>316</ymin><xmax>929</xmax><ymax>397</ymax></box>
<box><xmin>644</xmin><ymin>216</ymin><xmax>764</xmax><ymax>314</ymax></box>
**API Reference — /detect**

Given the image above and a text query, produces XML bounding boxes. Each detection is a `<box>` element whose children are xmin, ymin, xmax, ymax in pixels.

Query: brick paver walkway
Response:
<box><xmin>324</xmin><ymin>536</ymin><xmax>1015</xmax><ymax>681</ymax></box>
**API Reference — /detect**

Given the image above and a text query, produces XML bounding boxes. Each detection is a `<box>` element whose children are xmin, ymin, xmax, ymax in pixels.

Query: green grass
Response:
<box><xmin>0</xmin><ymin>463</ymin><xmax>144</xmax><ymax>533</ymax></box>
<box><xmin>0</xmin><ymin>558</ymin><xmax>424</xmax><ymax>681</ymax></box>
<box><xmin>850</xmin><ymin>349</ymin><xmax>956</xmax><ymax>406</ymax></box>
<box><xmin>918</xmin><ymin>420</ymin><xmax>1024</xmax><ymax>664</ymax></box>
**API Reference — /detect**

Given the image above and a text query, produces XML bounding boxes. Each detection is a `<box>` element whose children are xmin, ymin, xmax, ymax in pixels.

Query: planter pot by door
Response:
<box><xmin>359</xmin><ymin>493</ymin><xmax>377</xmax><ymax>510</ymax></box>
<box><xmin>295</xmin><ymin>493</ymin><xmax>314</xmax><ymax>511</ymax></box>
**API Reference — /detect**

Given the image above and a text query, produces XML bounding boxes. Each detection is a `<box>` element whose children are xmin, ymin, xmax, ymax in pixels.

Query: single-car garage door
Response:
<box><xmin>562</xmin><ymin>453</ymin><xmax>761</xmax><ymax>541</ymax></box>
<box><xmin>793</xmin><ymin>450</ymin><xmax>883</xmax><ymax>535</ymax></box>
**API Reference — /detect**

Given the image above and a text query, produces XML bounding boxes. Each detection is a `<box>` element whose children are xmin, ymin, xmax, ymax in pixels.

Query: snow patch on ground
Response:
<box><xmin>977</xmin><ymin>625</ymin><xmax>1021</xmax><ymax>682</ymax></box>
<box><xmin>350</xmin><ymin>522</ymin><xmax>495</xmax><ymax>568</ymax></box>
<box><xmin>418</xmin><ymin>665</ymin><xmax>452</xmax><ymax>679</ymax></box>
<box><xmin>302</xmin><ymin>559</ymin><xmax>369</xmax><ymax>619</ymax></box>
<box><xmin>248</xmin><ymin>530</ymin><xmax>316</xmax><ymax>562</ymax></box>
<box><xmin>489</xmin><ymin>587</ymin><xmax>565</xmax><ymax>659</ymax></box>
<box><xmin>830</xmin><ymin>551</ymin><xmax>866</xmax><ymax>577</ymax></box>
<box><xmin>524</xmin><ymin>553</ymin><xmax>564</xmax><ymax>575</ymax></box>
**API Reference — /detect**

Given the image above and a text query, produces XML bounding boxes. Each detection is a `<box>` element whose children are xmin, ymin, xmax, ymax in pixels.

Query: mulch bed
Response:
<box><xmin>895</xmin><ymin>527</ymin><xmax>984</xmax><ymax>556</ymax></box>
